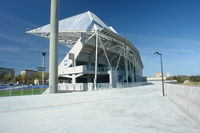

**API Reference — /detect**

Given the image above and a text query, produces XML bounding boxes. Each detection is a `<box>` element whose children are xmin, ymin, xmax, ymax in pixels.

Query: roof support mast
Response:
<box><xmin>49</xmin><ymin>0</ymin><xmax>59</xmax><ymax>93</ymax></box>
<box><xmin>125</xmin><ymin>46</ymin><xmax>129</xmax><ymax>83</ymax></box>
<box><xmin>94</xmin><ymin>30</ymin><xmax>98</xmax><ymax>90</ymax></box>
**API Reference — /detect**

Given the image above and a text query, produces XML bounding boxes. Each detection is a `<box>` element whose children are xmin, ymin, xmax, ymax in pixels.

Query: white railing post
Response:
<box><xmin>32</xmin><ymin>86</ymin><xmax>34</xmax><ymax>95</ymax></box>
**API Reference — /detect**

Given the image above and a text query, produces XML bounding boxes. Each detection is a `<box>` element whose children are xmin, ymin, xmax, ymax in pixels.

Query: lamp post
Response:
<box><xmin>154</xmin><ymin>51</ymin><xmax>165</xmax><ymax>96</ymax></box>
<box><xmin>37</xmin><ymin>52</ymin><xmax>46</xmax><ymax>94</ymax></box>
<box><xmin>42</xmin><ymin>52</ymin><xmax>46</xmax><ymax>87</ymax></box>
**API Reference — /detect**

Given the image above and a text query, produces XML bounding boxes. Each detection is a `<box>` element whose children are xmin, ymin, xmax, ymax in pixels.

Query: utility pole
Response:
<box><xmin>49</xmin><ymin>0</ymin><xmax>59</xmax><ymax>93</ymax></box>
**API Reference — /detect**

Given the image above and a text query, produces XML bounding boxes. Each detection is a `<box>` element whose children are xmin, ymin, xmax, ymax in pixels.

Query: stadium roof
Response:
<box><xmin>27</xmin><ymin>11</ymin><xmax>117</xmax><ymax>46</ymax></box>
<box><xmin>27</xmin><ymin>11</ymin><xmax>116</xmax><ymax>33</ymax></box>
<box><xmin>27</xmin><ymin>11</ymin><xmax>143</xmax><ymax>68</ymax></box>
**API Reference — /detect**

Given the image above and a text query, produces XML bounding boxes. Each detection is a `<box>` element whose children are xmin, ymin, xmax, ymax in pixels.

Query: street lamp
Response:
<box><xmin>37</xmin><ymin>52</ymin><xmax>46</xmax><ymax>94</ymax></box>
<box><xmin>42</xmin><ymin>52</ymin><xmax>46</xmax><ymax>87</ymax></box>
<box><xmin>154</xmin><ymin>51</ymin><xmax>165</xmax><ymax>96</ymax></box>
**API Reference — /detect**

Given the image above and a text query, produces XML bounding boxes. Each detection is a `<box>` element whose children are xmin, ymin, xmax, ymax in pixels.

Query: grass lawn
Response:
<box><xmin>0</xmin><ymin>89</ymin><xmax>47</xmax><ymax>97</ymax></box>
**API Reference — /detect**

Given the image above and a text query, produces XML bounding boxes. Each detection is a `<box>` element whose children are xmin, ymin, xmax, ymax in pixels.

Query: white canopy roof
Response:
<box><xmin>27</xmin><ymin>11</ymin><xmax>117</xmax><ymax>47</ymax></box>
<box><xmin>27</xmin><ymin>11</ymin><xmax>117</xmax><ymax>33</ymax></box>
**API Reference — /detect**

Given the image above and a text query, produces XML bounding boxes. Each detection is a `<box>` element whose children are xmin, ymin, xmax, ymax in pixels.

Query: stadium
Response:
<box><xmin>27</xmin><ymin>11</ymin><xmax>144</xmax><ymax>90</ymax></box>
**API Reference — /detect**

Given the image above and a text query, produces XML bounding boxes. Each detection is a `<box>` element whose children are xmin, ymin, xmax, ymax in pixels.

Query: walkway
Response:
<box><xmin>0</xmin><ymin>84</ymin><xmax>200</xmax><ymax>133</ymax></box>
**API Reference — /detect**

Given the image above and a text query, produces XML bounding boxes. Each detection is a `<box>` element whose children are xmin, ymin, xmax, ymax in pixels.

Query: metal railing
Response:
<box><xmin>0</xmin><ymin>85</ymin><xmax>48</xmax><ymax>97</ymax></box>
<box><xmin>116</xmin><ymin>82</ymin><xmax>148</xmax><ymax>88</ymax></box>
<box><xmin>58</xmin><ymin>81</ymin><xmax>147</xmax><ymax>92</ymax></box>
<box><xmin>96</xmin><ymin>83</ymin><xmax>111</xmax><ymax>90</ymax></box>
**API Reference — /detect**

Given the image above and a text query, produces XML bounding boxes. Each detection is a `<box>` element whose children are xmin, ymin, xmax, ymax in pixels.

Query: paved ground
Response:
<box><xmin>0</xmin><ymin>83</ymin><xmax>200</xmax><ymax>133</ymax></box>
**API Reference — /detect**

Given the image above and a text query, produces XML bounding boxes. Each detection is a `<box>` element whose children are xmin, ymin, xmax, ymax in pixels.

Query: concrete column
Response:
<box><xmin>49</xmin><ymin>0</ymin><xmax>59</xmax><ymax>93</ymax></box>
<box><xmin>108</xmin><ymin>70</ymin><xmax>118</xmax><ymax>88</ymax></box>
<box><xmin>124</xmin><ymin>47</ymin><xmax>128</xmax><ymax>83</ymax></box>
<box><xmin>72</xmin><ymin>75</ymin><xmax>76</xmax><ymax>84</ymax></box>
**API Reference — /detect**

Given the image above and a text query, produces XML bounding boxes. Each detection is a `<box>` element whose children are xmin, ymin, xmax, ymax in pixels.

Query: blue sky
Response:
<box><xmin>0</xmin><ymin>0</ymin><xmax>200</xmax><ymax>77</ymax></box>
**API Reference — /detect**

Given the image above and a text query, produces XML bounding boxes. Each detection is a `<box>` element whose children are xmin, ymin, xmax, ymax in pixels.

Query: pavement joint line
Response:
<box><xmin>0</xmin><ymin>97</ymin><xmax>116</xmax><ymax>113</ymax></box>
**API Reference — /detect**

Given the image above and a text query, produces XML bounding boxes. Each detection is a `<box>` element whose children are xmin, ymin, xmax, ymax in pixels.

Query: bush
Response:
<box><xmin>189</xmin><ymin>76</ymin><xmax>200</xmax><ymax>82</ymax></box>
<box><xmin>177</xmin><ymin>76</ymin><xmax>189</xmax><ymax>83</ymax></box>
<box><xmin>166</xmin><ymin>76</ymin><xmax>177</xmax><ymax>80</ymax></box>
<box><xmin>167</xmin><ymin>75</ymin><xmax>200</xmax><ymax>83</ymax></box>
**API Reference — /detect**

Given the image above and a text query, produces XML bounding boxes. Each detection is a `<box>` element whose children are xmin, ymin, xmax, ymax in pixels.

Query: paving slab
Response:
<box><xmin>0</xmin><ymin>84</ymin><xmax>200</xmax><ymax>133</ymax></box>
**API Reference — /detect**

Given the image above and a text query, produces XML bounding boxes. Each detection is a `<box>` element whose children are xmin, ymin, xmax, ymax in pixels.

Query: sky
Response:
<box><xmin>0</xmin><ymin>0</ymin><xmax>200</xmax><ymax>77</ymax></box>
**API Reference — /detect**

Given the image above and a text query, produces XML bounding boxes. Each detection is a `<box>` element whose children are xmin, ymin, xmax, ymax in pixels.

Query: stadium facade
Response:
<box><xmin>27</xmin><ymin>11</ymin><xmax>144</xmax><ymax>89</ymax></box>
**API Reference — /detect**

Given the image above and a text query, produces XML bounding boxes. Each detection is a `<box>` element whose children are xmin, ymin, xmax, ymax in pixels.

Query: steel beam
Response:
<box><xmin>115</xmin><ymin>48</ymin><xmax>123</xmax><ymax>71</ymax></box>
<box><xmin>124</xmin><ymin>46</ymin><xmax>128</xmax><ymax>83</ymax></box>
<box><xmin>99</xmin><ymin>39</ymin><xmax>112</xmax><ymax>70</ymax></box>
<box><xmin>84</xmin><ymin>33</ymin><xmax>96</xmax><ymax>43</ymax></box>
<box><xmin>94</xmin><ymin>31</ymin><xmax>98</xmax><ymax>90</ymax></box>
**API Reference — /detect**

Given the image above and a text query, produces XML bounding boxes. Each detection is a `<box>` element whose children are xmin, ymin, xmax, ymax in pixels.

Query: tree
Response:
<box><xmin>14</xmin><ymin>75</ymin><xmax>22</xmax><ymax>84</ymax></box>
<box><xmin>3</xmin><ymin>73</ymin><xmax>12</xmax><ymax>83</ymax></box>
<box><xmin>21</xmin><ymin>73</ymin><xmax>29</xmax><ymax>84</ymax></box>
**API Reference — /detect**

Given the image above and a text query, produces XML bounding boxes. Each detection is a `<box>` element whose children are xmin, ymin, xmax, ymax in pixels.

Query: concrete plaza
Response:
<box><xmin>0</xmin><ymin>83</ymin><xmax>200</xmax><ymax>133</ymax></box>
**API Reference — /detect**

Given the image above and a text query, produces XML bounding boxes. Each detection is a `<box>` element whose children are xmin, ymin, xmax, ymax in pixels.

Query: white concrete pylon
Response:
<box><xmin>49</xmin><ymin>0</ymin><xmax>59</xmax><ymax>93</ymax></box>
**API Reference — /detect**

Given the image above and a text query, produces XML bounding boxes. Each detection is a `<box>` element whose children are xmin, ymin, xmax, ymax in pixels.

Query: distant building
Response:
<box><xmin>34</xmin><ymin>79</ymin><xmax>39</xmax><ymax>85</ymax></box>
<box><xmin>166</xmin><ymin>72</ymin><xmax>170</xmax><ymax>78</ymax></box>
<box><xmin>21</xmin><ymin>70</ymin><xmax>37</xmax><ymax>76</ymax></box>
<box><xmin>155</xmin><ymin>72</ymin><xmax>162</xmax><ymax>78</ymax></box>
<box><xmin>0</xmin><ymin>67</ymin><xmax>15</xmax><ymax>80</ymax></box>
<box><xmin>21</xmin><ymin>70</ymin><xmax>37</xmax><ymax>84</ymax></box>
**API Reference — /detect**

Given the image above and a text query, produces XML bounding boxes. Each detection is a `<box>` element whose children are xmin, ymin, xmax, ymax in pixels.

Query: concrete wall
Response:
<box><xmin>165</xmin><ymin>83</ymin><xmax>200</xmax><ymax>122</ymax></box>
<box><xmin>62</xmin><ymin>65</ymin><xmax>87</xmax><ymax>74</ymax></box>
<box><xmin>58</xmin><ymin>38</ymin><xmax>83</xmax><ymax>75</ymax></box>
<box><xmin>58</xmin><ymin>83</ymin><xmax>94</xmax><ymax>91</ymax></box>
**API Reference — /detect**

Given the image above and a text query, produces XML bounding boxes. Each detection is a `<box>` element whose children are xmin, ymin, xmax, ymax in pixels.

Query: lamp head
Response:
<box><xmin>154</xmin><ymin>51</ymin><xmax>161</xmax><ymax>55</ymax></box>
<box><xmin>42</xmin><ymin>52</ymin><xmax>46</xmax><ymax>56</ymax></box>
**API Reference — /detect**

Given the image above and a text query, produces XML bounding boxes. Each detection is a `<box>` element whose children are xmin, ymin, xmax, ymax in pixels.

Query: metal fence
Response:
<box><xmin>116</xmin><ymin>82</ymin><xmax>148</xmax><ymax>88</ymax></box>
<box><xmin>1</xmin><ymin>82</ymin><xmax>148</xmax><ymax>97</ymax></box>
<box><xmin>0</xmin><ymin>85</ymin><xmax>48</xmax><ymax>97</ymax></box>
<box><xmin>96</xmin><ymin>83</ymin><xmax>111</xmax><ymax>90</ymax></box>
<box><xmin>58</xmin><ymin>82</ymin><xmax>147</xmax><ymax>92</ymax></box>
